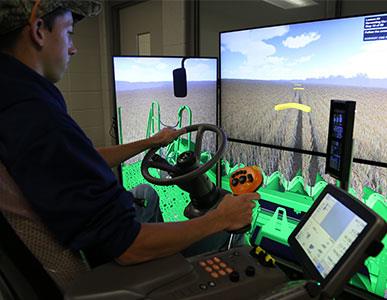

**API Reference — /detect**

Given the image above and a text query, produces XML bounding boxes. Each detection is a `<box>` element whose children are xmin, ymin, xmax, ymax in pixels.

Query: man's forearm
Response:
<box><xmin>97</xmin><ymin>138</ymin><xmax>156</xmax><ymax>168</ymax></box>
<box><xmin>97</xmin><ymin>128</ymin><xmax>183</xmax><ymax>168</ymax></box>
<box><xmin>116</xmin><ymin>209</ymin><xmax>227</xmax><ymax>265</ymax></box>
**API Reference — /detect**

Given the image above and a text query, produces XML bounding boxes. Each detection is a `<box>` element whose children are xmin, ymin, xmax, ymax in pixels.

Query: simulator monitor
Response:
<box><xmin>325</xmin><ymin>100</ymin><xmax>356</xmax><ymax>191</ymax></box>
<box><xmin>220</xmin><ymin>12</ymin><xmax>387</xmax><ymax>192</ymax></box>
<box><xmin>112</xmin><ymin>56</ymin><xmax>218</xmax><ymax>221</ymax></box>
<box><xmin>289</xmin><ymin>184</ymin><xmax>387</xmax><ymax>299</ymax></box>
<box><xmin>112</xmin><ymin>56</ymin><xmax>218</xmax><ymax>166</ymax></box>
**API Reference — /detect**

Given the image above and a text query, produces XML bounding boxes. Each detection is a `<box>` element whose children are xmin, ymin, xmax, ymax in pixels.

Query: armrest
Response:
<box><xmin>64</xmin><ymin>253</ymin><xmax>193</xmax><ymax>300</ymax></box>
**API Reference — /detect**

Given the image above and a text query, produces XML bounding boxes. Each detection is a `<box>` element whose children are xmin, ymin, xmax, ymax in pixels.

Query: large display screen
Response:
<box><xmin>113</xmin><ymin>56</ymin><xmax>218</xmax><ymax>165</ymax></box>
<box><xmin>220</xmin><ymin>13</ymin><xmax>387</xmax><ymax>166</ymax></box>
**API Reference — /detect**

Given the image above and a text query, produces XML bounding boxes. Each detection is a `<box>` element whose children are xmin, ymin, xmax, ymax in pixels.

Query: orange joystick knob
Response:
<box><xmin>230</xmin><ymin>166</ymin><xmax>263</xmax><ymax>195</ymax></box>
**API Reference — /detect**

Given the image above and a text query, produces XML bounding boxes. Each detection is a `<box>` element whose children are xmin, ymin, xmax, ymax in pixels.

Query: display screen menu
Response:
<box><xmin>295</xmin><ymin>193</ymin><xmax>367</xmax><ymax>278</ymax></box>
<box><xmin>328</xmin><ymin>109</ymin><xmax>345</xmax><ymax>172</ymax></box>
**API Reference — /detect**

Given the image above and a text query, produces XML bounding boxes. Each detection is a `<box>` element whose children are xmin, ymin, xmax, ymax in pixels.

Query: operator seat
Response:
<box><xmin>0</xmin><ymin>161</ymin><xmax>88</xmax><ymax>291</ymax></box>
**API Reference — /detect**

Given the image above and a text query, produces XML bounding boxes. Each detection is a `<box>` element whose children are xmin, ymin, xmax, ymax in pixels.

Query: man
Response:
<box><xmin>0</xmin><ymin>0</ymin><xmax>257</xmax><ymax>280</ymax></box>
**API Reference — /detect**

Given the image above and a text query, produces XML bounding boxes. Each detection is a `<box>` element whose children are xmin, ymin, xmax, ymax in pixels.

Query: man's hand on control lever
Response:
<box><xmin>214</xmin><ymin>193</ymin><xmax>259</xmax><ymax>231</ymax></box>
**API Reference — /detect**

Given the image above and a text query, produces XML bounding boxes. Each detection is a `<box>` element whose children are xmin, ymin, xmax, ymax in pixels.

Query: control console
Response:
<box><xmin>150</xmin><ymin>245</ymin><xmax>288</xmax><ymax>299</ymax></box>
<box><xmin>65</xmin><ymin>246</ymin><xmax>288</xmax><ymax>300</ymax></box>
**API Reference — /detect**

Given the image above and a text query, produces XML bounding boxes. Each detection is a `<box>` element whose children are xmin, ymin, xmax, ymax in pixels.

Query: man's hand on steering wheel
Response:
<box><xmin>150</xmin><ymin>127</ymin><xmax>186</xmax><ymax>147</ymax></box>
<box><xmin>141</xmin><ymin>124</ymin><xmax>227</xmax><ymax>186</ymax></box>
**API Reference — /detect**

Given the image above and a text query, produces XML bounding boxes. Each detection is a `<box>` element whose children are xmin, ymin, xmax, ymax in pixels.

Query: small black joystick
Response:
<box><xmin>229</xmin><ymin>271</ymin><xmax>240</xmax><ymax>282</ymax></box>
<box><xmin>245</xmin><ymin>265</ymin><xmax>255</xmax><ymax>277</ymax></box>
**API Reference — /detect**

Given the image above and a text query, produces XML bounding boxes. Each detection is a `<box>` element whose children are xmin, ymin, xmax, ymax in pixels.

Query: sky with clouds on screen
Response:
<box><xmin>221</xmin><ymin>14</ymin><xmax>387</xmax><ymax>81</ymax></box>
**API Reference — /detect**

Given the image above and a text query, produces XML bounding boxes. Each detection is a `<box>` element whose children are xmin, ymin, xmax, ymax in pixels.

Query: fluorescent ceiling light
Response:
<box><xmin>262</xmin><ymin>0</ymin><xmax>318</xmax><ymax>9</ymax></box>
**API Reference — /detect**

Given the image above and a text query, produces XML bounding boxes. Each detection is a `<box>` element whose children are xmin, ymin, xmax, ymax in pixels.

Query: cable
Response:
<box><xmin>109</xmin><ymin>117</ymin><xmax>117</xmax><ymax>139</ymax></box>
<box><xmin>227</xmin><ymin>233</ymin><xmax>234</xmax><ymax>250</ymax></box>
<box><xmin>160</xmin><ymin>119</ymin><xmax>179</xmax><ymax>129</ymax></box>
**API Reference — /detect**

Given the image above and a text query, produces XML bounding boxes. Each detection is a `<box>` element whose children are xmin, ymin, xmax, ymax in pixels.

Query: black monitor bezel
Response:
<box><xmin>218</xmin><ymin>11</ymin><xmax>387</xmax><ymax>167</ymax></box>
<box><xmin>288</xmin><ymin>184</ymin><xmax>382</xmax><ymax>296</ymax></box>
<box><xmin>111</xmin><ymin>55</ymin><xmax>220</xmax><ymax>186</ymax></box>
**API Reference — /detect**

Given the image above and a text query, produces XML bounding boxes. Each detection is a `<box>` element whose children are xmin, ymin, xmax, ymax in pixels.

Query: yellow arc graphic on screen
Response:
<box><xmin>274</xmin><ymin>103</ymin><xmax>311</xmax><ymax>112</ymax></box>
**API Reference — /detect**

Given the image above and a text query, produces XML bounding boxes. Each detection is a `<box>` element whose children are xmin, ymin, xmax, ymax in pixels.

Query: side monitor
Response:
<box><xmin>173</xmin><ymin>67</ymin><xmax>187</xmax><ymax>98</ymax></box>
<box><xmin>325</xmin><ymin>100</ymin><xmax>356</xmax><ymax>191</ymax></box>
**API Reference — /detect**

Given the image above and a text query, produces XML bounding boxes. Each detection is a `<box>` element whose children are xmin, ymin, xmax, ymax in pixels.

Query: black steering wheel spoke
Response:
<box><xmin>145</xmin><ymin>152</ymin><xmax>178</xmax><ymax>174</ymax></box>
<box><xmin>194</xmin><ymin>126</ymin><xmax>205</xmax><ymax>159</ymax></box>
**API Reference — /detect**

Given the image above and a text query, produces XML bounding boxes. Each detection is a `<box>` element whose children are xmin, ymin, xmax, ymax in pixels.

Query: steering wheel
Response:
<box><xmin>141</xmin><ymin>124</ymin><xmax>227</xmax><ymax>186</ymax></box>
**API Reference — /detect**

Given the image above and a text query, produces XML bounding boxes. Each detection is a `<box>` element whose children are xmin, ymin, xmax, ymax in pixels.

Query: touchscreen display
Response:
<box><xmin>295</xmin><ymin>193</ymin><xmax>367</xmax><ymax>278</ymax></box>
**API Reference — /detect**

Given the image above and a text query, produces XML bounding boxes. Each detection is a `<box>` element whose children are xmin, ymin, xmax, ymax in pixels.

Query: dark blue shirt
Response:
<box><xmin>0</xmin><ymin>53</ymin><xmax>141</xmax><ymax>266</ymax></box>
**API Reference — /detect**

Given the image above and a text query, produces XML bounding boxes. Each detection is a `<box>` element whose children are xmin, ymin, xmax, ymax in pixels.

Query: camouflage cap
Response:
<box><xmin>0</xmin><ymin>0</ymin><xmax>102</xmax><ymax>35</ymax></box>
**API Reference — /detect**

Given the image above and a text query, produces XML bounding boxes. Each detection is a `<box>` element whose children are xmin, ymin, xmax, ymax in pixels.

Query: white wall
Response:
<box><xmin>341</xmin><ymin>0</ymin><xmax>387</xmax><ymax>16</ymax></box>
<box><xmin>119</xmin><ymin>0</ymin><xmax>164</xmax><ymax>55</ymax></box>
<box><xmin>162</xmin><ymin>0</ymin><xmax>188</xmax><ymax>55</ymax></box>
<box><xmin>119</xmin><ymin>0</ymin><xmax>187</xmax><ymax>56</ymax></box>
